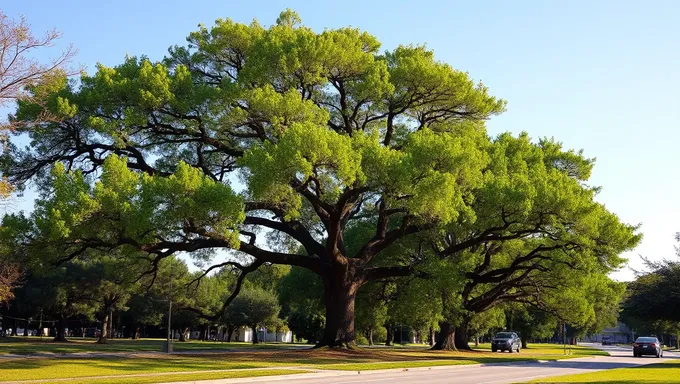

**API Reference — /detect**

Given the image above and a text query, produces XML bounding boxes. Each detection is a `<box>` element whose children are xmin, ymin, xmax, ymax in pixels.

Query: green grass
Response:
<box><xmin>0</xmin><ymin>356</ymin><xmax>300</xmax><ymax>381</ymax></box>
<box><xmin>530</xmin><ymin>358</ymin><xmax>680</xmax><ymax>383</ymax></box>
<box><xmin>34</xmin><ymin>370</ymin><xmax>309</xmax><ymax>384</ymax></box>
<box><xmin>473</xmin><ymin>343</ymin><xmax>609</xmax><ymax>357</ymax></box>
<box><xmin>0</xmin><ymin>342</ymin><xmax>606</xmax><ymax>383</ymax></box>
<box><xmin>0</xmin><ymin>337</ymin><xmax>306</xmax><ymax>355</ymax></box>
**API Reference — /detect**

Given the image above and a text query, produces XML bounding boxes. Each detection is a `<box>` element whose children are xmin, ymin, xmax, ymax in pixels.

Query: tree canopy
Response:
<box><xmin>1</xmin><ymin>9</ymin><xmax>639</xmax><ymax>347</ymax></box>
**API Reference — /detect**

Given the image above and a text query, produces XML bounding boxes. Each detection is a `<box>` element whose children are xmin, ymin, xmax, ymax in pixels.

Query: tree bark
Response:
<box><xmin>385</xmin><ymin>323</ymin><xmax>393</xmax><ymax>346</ymax></box>
<box><xmin>454</xmin><ymin>319</ymin><xmax>472</xmax><ymax>350</ymax></box>
<box><xmin>108</xmin><ymin>311</ymin><xmax>113</xmax><ymax>339</ymax></box>
<box><xmin>315</xmin><ymin>268</ymin><xmax>360</xmax><ymax>348</ymax></box>
<box><xmin>432</xmin><ymin>321</ymin><xmax>457</xmax><ymax>350</ymax></box>
<box><xmin>429</xmin><ymin>326</ymin><xmax>435</xmax><ymax>347</ymax></box>
<box><xmin>178</xmin><ymin>327</ymin><xmax>188</xmax><ymax>342</ymax></box>
<box><xmin>132</xmin><ymin>326</ymin><xmax>141</xmax><ymax>340</ymax></box>
<box><xmin>54</xmin><ymin>316</ymin><xmax>67</xmax><ymax>342</ymax></box>
<box><xmin>521</xmin><ymin>338</ymin><xmax>528</xmax><ymax>349</ymax></box>
<box><xmin>97</xmin><ymin>312</ymin><xmax>109</xmax><ymax>344</ymax></box>
<box><xmin>368</xmin><ymin>329</ymin><xmax>374</xmax><ymax>346</ymax></box>
<box><xmin>226</xmin><ymin>325</ymin><xmax>234</xmax><ymax>342</ymax></box>
<box><xmin>251</xmin><ymin>325</ymin><xmax>259</xmax><ymax>344</ymax></box>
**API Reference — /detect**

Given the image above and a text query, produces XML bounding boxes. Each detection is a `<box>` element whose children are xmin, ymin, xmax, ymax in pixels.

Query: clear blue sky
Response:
<box><xmin>4</xmin><ymin>0</ymin><xmax>679</xmax><ymax>280</ymax></box>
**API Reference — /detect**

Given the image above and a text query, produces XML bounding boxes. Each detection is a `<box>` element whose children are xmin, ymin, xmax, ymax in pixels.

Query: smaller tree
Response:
<box><xmin>468</xmin><ymin>307</ymin><xmax>506</xmax><ymax>346</ymax></box>
<box><xmin>355</xmin><ymin>281</ymin><xmax>389</xmax><ymax>346</ymax></box>
<box><xmin>277</xmin><ymin>267</ymin><xmax>325</xmax><ymax>343</ymax></box>
<box><xmin>507</xmin><ymin>306</ymin><xmax>557</xmax><ymax>348</ymax></box>
<box><xmin>0</xmin><ymin>10</ymin><xmax>78</xmax><ymax>200</ymax></box>
<box><xmin>225</xmin><ymin>288</ymin><xmax>280</xmax><ymax>343</ymax></box>
<box><xmin>123</xmin><ymin>292</ymin><xmax>165</xmax><ymax>339</ymax></box>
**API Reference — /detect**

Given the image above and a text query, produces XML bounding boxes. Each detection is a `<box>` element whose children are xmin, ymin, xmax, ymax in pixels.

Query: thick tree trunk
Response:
<box><xmin>368</xmin><ymin>329</ymin><xmax>374</xmax><ymax>346</ymax></box>
<box><xmin>432</xmin><ymin>321</ymin><xmax>456</xmax><ymax>350</ymax></box>
<box><xmin>251</xmin><ymin>325</ymin><xmax>259</xmax><ymax>344</ymax></box>
<box><xmin>108</xmin><ymin>311</ymin><xmax>113</xmax><ymax>339</ymax></box>
<box><xmin>315</xmin><ymin>270</ymin><xmax>360</xmax><ymax>348</ymax></box>
<box><xmin>521</xmin><ymin>338</ymin><xmax>528</xmax><ymax>349</ymax></box>
<box><xmin>178</xmin><ymin>327</ymin><xmax>188</xmax><ymax>342</ymax></box>
<box><xmin>454</xmin><ymin>319</ymin><xmax>472</xmax><ymax>350</ymax></box>
<box><xmin>475</xmin><ymin>336</ymin><xmax>479</xmax><ymax>347</ymax></box>
<box><xmin>97</xmin><ymin>313</ymin><xmax>109</xmax><ymax>344</ymax></box>
<box><xmin>385</xmin><ymin>324</ymin><xmax>393</xmax><ymax>346</ymax></box>
<box><xmin>429</xmin><ymin>326</ymin><xmax>435</xmax><ymax>347</ymax></box>
<box><xmin>54</xmin><ymin>317</ymin><xmax>67</xmax><ymax>342</ymax></box>
<box><xmin>226</xmin><ymin>325</ymin><xmax>234</xmax><ymax>342</ymax></box>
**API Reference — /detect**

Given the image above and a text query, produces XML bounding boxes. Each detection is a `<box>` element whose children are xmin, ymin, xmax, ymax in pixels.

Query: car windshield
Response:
<box><xmin>636</xmin><ymin>337</ymin><xmax>657</xmax><ymax>343</ymax></box>
<box><xmin>496</xmin><ymin>332</ymin><xmax>513</xmax><ymax>339</ymax></box>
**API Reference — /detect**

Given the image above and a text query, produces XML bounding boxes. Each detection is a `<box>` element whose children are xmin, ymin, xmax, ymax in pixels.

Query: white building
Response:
<box><xmin>583</xmin><ymin>322</ymin><xmax>633</xmax><ymax>344</ymax></box>
<box><xmin>214</xmin><ymin>326</ymin><xmax>292</xmax><ymax>343</ymax></box>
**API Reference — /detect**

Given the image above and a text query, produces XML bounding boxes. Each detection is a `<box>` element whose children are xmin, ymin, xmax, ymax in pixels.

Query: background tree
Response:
<box><xmin>507</xmin><ymin>306</ymin><xmax>557</xmax><ymax>348</ymax></box>
<box><xmin>427</xmin><ymin>134</ymin><xmax>639</xmax><ymax>350</ymax></box>
<box><xmin>0</xmin><ymin>11</ymin><xmax>76</xmax><ymax>108</ymax></box>
<box><xmin>278</xmin><ymin>266</ymin><xmax>325</xmax><ymax>343</ymax></box>
<box><xmin>468</xmin><ymin>307</ymin><xmax>506</xmax><ymax>347</ymax></box>
<box><xmin>122</xmin><ymin>292</ymin><xmax>165</xmax><ymax>339</ymax></box>
<box><xmin>621</xmin><ymin>253</ymin><xmax>680</xmax><ymax>348</ymax></box>
<box><xmin>225</xmin><ymin>287</ymin><xmax>280</xmax><ymax>343</ymax></box>
<box><xmin>0</xmin><ymin>214</ymin><xmax>30</xmax><ymax>306</ymax></box>
<box><xmin>355</xmin><ymin>281</ymin><xmax>389</xmax><ymax>346</ymax></box>
<box><xmin>0</xmin><ymin>10</ymin><xmax>77</xmax><ymax>202</ymax></box>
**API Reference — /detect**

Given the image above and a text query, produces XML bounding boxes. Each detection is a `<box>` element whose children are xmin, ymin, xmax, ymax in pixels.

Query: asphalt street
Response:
<box><xmin>166</xmin><ymin>343</ymin><xmax>677</xmax><ymax>384</ymax></box>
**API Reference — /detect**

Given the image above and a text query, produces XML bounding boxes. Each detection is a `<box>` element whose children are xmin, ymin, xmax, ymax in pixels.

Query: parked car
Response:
<box><xmin>491</xmin><ymin>332</ymin><xmax>521</xmax><ymax>353</ymax></box>
<box><xmin>601</xmin><ymin>336</ymin><xmax>612</xmax><ymax>345</ymax></box>
<box><xmin>633</xmin><ymin>336</ymin><xmax>663</xmax><ymax>358</ymax></box>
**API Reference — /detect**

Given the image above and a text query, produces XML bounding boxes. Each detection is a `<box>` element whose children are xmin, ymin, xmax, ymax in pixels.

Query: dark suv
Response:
<box><xmin>492</xmin><ymin>331</ymin><xmax>521</xmax><ymax>353</ymax></box>
<box><xmin>633</xmin><ymin>336</ymin><xmax>663</xmax><ymax>358</ymax></box>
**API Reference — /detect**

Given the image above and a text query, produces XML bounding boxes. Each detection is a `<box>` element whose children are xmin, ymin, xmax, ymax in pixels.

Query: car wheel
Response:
<box><xmin>517</xmin><ymin>346</ymin><xmax>521</xmax><ymax>353</ymax></box>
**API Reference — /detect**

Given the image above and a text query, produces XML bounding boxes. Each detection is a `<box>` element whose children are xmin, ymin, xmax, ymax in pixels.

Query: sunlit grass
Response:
<box><xmin>530</xmin><ymin>358</ymin><xmax>680</xmax><ymax>383</ymax></box>
<box><xmin>474</xmin><ymin>343</ymin><xmax>609</xmax><ymax>357</ymax></box>
<box><xmin>33</xmin><ymin>370</ymin><xmax>309</xmax><ymax>384</ymax></box>
<box><xmin>0</xmin><ymin>356</ymin><xmax>301</xmax><ymax>381</ymax></box>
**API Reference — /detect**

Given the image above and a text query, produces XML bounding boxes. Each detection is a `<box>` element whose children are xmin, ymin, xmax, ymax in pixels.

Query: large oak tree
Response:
<box><xmin>3</xmin><ymin>10</ymin><xmax>637</xmax><ymax>347</ymax></box>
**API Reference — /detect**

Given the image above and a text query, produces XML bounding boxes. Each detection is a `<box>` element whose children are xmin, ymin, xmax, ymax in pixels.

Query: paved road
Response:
<box><xmin>167</xmin><ymin>343</ymin><xmax>677</xmax><ymax>384</ymax></box>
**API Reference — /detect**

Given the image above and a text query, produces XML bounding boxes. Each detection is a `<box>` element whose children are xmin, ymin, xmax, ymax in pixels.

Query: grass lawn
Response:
<box><xmin>530</xmin><ymin>359</ymin><xmax>680</xmax><ymax>383</ymax></box>
<box><xmin>32</xmin><ymin>370</ymin><xmax>310</xmax><ymax>384</ymax></box>
<box><xmin>473</xmin><ymin>343</ymin><xmax>609</xmax><ymax>357</ymax></box>
<box><xmin>0</xmin><ymin>343</ymin><xmax>607</xmax><ymax>383</ymax></box>
<box><xmin>0</xmin><ymin>337</ymin><xmax>307</xmax><ymax>355</ymax></box>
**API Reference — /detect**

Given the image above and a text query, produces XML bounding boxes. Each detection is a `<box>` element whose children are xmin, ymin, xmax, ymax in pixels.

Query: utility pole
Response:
<box><xmin>164</xmin><ymin>261</ymin><xmax>173</xmax><ymax>353</ymax></box>
<box><xmin>563</xmin><ymin>321</ymin><xmax>567</xmax><ymax>355</ymax></box>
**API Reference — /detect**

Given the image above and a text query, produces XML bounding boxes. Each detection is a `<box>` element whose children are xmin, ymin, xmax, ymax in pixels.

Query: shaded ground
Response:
<box><xmin>0</xmin><ymin>337</ymin><xmax>308</xmax><ymax>356</ymax></box>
